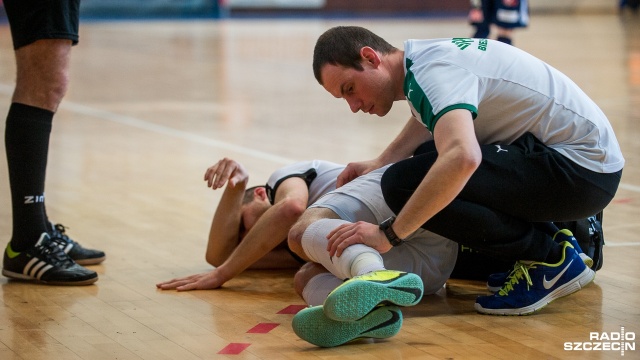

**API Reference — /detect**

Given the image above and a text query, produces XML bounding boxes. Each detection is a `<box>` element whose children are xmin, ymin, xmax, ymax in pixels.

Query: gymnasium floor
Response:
<box><xmin>0</xmin><ymin>12</ymin><xmax>639</xmax><ymax>360</ymax></box>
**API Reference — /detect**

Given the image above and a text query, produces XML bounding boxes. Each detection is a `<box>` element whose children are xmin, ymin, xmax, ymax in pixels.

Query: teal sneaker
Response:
<box><xmin>292</xmin><ymin>305</ymin><xmax>402</xmax><ymax>347</ymax></box>
<box><xmin>323</xmin><ymin>269</ymin><xmax>423</xmax><ymax>321</ymax></box>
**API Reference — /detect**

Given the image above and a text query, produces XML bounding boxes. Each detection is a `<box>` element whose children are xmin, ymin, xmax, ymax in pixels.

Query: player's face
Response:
<box><xmin>320</xmin><ymin>62</ymin><xmax>396</xmax><ymax>117</ymax></box>
<box><xmin>239</xmin><ymin>198</ymin><xmax>271</xmax><ymax>240</ymax></box>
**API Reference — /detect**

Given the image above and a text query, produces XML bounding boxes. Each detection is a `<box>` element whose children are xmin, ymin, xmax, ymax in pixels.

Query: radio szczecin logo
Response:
<box><xmin>565</xmin><ymin>327</ymin><xmax>635</xmax><ymax>356</ymax></box>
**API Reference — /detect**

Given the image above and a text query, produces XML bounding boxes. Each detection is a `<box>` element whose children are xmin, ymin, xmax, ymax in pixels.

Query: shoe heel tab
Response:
<box><xmin>5</xmin><ymin>242</ymin><xmax>19</xmax><ymax>258</ymax></box>
<box><xmin>554</xmin><ymin>229</ymin><xmax>574</xmax><ymax>239</ymax></box>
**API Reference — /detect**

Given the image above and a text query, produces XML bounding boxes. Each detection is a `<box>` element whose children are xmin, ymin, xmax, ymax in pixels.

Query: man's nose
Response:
<box><xmin>347</xmin><ymin>98</ymin><xmax>360</xmax><ymax>113</ymax></box>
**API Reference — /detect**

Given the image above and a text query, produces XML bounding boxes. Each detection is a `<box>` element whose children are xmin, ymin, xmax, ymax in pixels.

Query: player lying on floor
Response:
<box><xmin>156</xmin><ymin>158</ymin><xmax>455</xmax><ymax>295</ymax></box>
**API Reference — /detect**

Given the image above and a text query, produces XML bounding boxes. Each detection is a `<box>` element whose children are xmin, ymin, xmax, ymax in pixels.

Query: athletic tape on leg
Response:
<box><xmin>301</xmin><ymin>218</ymin><xmax>384</xmax><ymax>280</ymax></box>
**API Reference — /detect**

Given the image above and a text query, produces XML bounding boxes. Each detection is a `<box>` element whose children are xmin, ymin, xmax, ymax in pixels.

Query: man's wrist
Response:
<box><xmin>379</xmin><ymin>216</ymin><xmax>404</xmax><ymax>247</ymax></box>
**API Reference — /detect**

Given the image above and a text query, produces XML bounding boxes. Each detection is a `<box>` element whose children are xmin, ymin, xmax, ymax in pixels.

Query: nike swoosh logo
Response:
<box><xmin>543</xmin><ymin>259</ymin><xmax>574</xmax><ymax>289</ymax></box>
<box><xmin>363</xmin><ymin>308</ymin><xmax>401</xmax><ymax>334</ymax></box>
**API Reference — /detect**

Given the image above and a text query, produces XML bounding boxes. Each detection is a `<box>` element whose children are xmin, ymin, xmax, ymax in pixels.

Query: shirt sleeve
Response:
<box><xmin>406</xmin><ymin>60</ymin><xmax>479</xmax><ymax>131</ymax></box>
<box><xmin>265</xmin><ymin>162</ymin><xmax>317</xmax><ymax>204</ymax></box>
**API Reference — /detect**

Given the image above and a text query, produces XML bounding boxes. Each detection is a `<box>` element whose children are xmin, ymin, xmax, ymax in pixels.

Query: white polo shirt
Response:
<box><xmin>404</xmin><ymin>38</ymin><xmax>624</xmax><ymax>173</ymax></box>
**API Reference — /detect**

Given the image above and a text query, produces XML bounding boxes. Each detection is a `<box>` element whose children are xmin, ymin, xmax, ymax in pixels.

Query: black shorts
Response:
<box><xmin>3</xmin><ymin>0</ymin><xmax>80</xmax><ymax>50</ymax></box>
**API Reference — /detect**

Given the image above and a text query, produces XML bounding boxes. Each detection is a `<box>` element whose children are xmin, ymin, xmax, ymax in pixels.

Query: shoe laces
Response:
<box><xmin>50</xmin><ymin>223</ymin><xmax>77</xmax><ymax>246</ymax></box>
<box><xmin>497</xmin><ymin>262</ymin><xmax>534</xmax><ymax>296</ymax></box>
<box><xmin>35</xmin><ymin>237</ymin><xmax>75</xmax><ymax>268</ymax></box>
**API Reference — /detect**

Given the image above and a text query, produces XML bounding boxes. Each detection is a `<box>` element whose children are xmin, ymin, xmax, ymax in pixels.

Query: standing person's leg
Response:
<box><xmin>494</xmin><ymin>0</ymin><xmax>530</xmax><ymax>45</ymax></box>
<box><xmin>2</xmin><ymin>0</ymin><xmax>99</xmax><ymax>285</ymax></box>
<box><xmin>469</xmin><ymin>0</ymin><xmax>491</xmax><ymax>39</ymax></box>
<box><xmin>7</xmin><ymin>39</ymin><xmax>71</xmax><ymax>249</ymax></box>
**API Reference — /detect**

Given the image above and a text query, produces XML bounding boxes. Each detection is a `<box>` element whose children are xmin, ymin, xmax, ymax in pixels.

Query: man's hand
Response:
<box><xmin>204</xmin><ymin>158</ymin><xmax>249</xmax><ymax>189</ymax></box>
<box><xmin>326</xmin><ymin>221</ymin><xmax>392</xmax><ymax>257</ymax></box>
<box><xmin>156</xmin><ymin>269</ymin><xmax>228</xmax><ymax>291</ymax></box>
<box><xmin>336</xmin><ymin>160</ymin><xmax>381</xmax><ymax>187</ymax></box>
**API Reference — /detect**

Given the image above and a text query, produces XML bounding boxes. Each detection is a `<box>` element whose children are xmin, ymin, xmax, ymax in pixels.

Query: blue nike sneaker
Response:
<box><xmin>475</xmin><ymin>241</ymin><xmax>595</xmax><ymax>315</ymax></box>
<box><xmin>486</xmin><ymin>229</ymin><xmax>592</xmax><ymax>292</ymax></box>
<box><xmin>554</xmin><ymin>229</ymin><xmax>593</xmax><ymax>268</ymax></box>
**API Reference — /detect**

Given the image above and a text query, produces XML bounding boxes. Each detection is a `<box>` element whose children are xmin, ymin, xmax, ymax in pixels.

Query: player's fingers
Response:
<box><xmin>328</xmin><ymin>228</ymin><xmax>357</xmax><ymax>257</ymax></box>
<box><xmin>176</xmin><ymin>282</ymin><xmax>199</xmax><ymax>291</ymax></box>
<box><xmin>205</xmin><ymin>162</ymin><xmax>223</xmax><ymax>187</ymax></box>
<box><xmin>158</xmin><ymin>279</ymin><xmax>190</xmax><ymax>290</ymax></box>
<box><xmin>156</xmin><ymin>276</ymin><xmax>184</xmax><ymax>287</ymax></box>
<box><xmin>217</xmin><ymin>162</ymin><xmax>239</xmax><ymax>189</ymax></box>
<box><xmin>327</xmin><ymin>224</ymin><xmax>351</xmax><ymax>251</ymax></box>
<box><xmin>212</xmin><ymin>162</ymin><xmax>232</xmax><ymax>189</ymax></box>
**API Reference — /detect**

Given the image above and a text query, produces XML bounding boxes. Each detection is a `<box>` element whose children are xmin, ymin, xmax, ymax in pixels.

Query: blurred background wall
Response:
<box><xmin>0</xmin><ymin>0</ymin><xmax>620</xmax><ymax>20</ymax></box>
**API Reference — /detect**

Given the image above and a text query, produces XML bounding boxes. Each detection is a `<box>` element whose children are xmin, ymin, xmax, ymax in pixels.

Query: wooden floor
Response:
<box><xmin>1</xmin><ymin>12</ymin><xmax>639</xmax><ymax>360</ymax></box>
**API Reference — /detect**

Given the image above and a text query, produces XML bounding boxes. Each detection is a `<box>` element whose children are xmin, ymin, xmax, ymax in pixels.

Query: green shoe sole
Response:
<box><xmin>292</xmin><ymin>305</ymin><xmax>402</xmax><ymax>347</ymax></box>
<box><xmin>324</xmin><ymin>270</ymin><xmax>423</xmax><ymax>321</ymax></box>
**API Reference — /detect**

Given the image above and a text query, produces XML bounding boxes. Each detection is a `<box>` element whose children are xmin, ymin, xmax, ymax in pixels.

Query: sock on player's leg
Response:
<box><xmin>5</xmin><ymin>103</ymin><xmax>53</xmax><ymax>250</ymax></box>
<box><xmin>302</xmin><ymin>272</ymin><xmax>345</xmax><ymax>306</ymax></box>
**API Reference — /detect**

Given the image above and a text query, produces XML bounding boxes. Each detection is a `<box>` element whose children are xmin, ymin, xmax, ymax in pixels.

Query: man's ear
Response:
<box><xmin>254</xmin><ymin>186</ymin><xmax>268</xmax><ymax>201</ymax></box>
<box><xmin>360</xmin><ymin>46</ymin><xmax>381</xmax><ymax>68</ymax></box>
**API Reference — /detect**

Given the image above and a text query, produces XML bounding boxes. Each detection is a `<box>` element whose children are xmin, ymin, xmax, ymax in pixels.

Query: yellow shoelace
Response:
<box><xmin>498</xmin><ymin>262</ymin><xmax>535</xmax><ymax>296</ymax></box>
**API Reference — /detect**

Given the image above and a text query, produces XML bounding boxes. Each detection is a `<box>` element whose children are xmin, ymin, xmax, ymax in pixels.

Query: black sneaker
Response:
<box><xmin>586</xmin><ymin>212</ymin><xmax>604</xmax><ymax>271</ymax></box>
<box><xmin>2</xmin><ymin>233</ymin><xmax>98</xmax><ymax>285</ymax></box>
<box><xmin>50</xmin><ymin>223</ymin><xmax>105</xmax><ymax>265</ymax></box>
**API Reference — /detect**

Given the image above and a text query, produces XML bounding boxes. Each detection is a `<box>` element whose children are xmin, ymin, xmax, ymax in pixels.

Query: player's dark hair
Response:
<box><xmin>242</xmin><ymin>185</ymin><xmax>265</xmax><ymax>205</ymax></box>
<box><xmin>312</xmin><ymin>26</ymin><xmax>397</xmax><ymax>84</ymax></box>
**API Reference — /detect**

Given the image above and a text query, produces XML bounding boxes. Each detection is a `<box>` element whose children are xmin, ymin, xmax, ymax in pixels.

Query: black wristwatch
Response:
<box><xmin>379</xmin><ymin>216</ymin><xmax>404</xmax><ymax>247</ymax></box>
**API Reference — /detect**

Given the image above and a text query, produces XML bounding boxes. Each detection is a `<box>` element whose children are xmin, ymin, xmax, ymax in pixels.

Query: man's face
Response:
<box><xmin>239</xmin><ymin>198</ymin><xmax>271</xmax><ymax>240</ymax></box>
<box><xmin>320</xmin><ymin>60</ymin><xmax>396</xmax><ymax>117</ymax></box>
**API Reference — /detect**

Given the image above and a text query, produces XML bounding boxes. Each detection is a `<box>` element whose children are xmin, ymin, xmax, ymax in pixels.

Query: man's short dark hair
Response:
<box><xmin>242</xmin><ymin>185</ymin><xmax>265</xmax><ymax>205</ymax></box>
<box><xmin>312</xmin><ymin>26</ymin><xmax>397</xmax><ymax>84</ymax></box>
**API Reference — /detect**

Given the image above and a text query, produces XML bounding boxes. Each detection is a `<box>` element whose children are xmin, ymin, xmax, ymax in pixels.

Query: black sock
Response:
<box><xmin>544</xmin><ymin>243</ymin><xmax>564</xmax><ymax>264</ymax></box>
<box><xmin>534</xmin><ymin>222</ymin><xmax>560</xmax><ymax>237</ymax></box>
<box><xmin>5</xmin><ymin>103</ymin><xmax>53</xmax><ymax>251</ymax></box>
<box><xmin>497</xmin><ymin>36</ymin><xmax>512</xmax><ymax>45</ymax></box>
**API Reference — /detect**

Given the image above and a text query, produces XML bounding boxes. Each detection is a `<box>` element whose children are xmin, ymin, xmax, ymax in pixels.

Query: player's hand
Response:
<box><xmin>156</xmin><ymin>270</ymin><xmax>227</xmax><ymax>291</ymax></box>
<box><xmin>326</xmin><ymin>221</ymin><xmax>392</xmax><ymax>257</ymax></box>
<box><xmin>204</xmin><ymin>158</ymin><xmax>249</xmax><ymax>190</ymax></box>
<box><xmin>336</xmin><ymin>160</ymin><xmax>381</xmax><ymax>187</ymax></box>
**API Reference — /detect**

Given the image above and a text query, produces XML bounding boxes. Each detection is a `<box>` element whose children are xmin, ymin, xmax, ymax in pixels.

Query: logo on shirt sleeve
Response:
<box><xmin>452</xmin><ymin>38</ymin><xmax>488</xmax><ymax>52</ymax></box>
<box><xmin>452</xmin><ymin>38</ymin><xmax>474</xmax><ymax>50</ymax></box>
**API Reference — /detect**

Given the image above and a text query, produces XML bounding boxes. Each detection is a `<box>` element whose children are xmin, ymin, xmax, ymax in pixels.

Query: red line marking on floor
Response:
<box><xmin>217</xmin><ymin>343</ymin><xmax>251</xmax><ymax>355</ymax></box>
<box><xmin>247</xmin><ymin>323</ymin><xmax>279</xmax><ymax>334</ymax></box>
<box><xmin>277</xmin><ymin>304</ymin><xmax>306</xmax><ymax>314</ymax></box>
<box><xmin>613</xmin><ymin>198</ymin><xmax>633</xmax><ymax>204</ymax></box>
